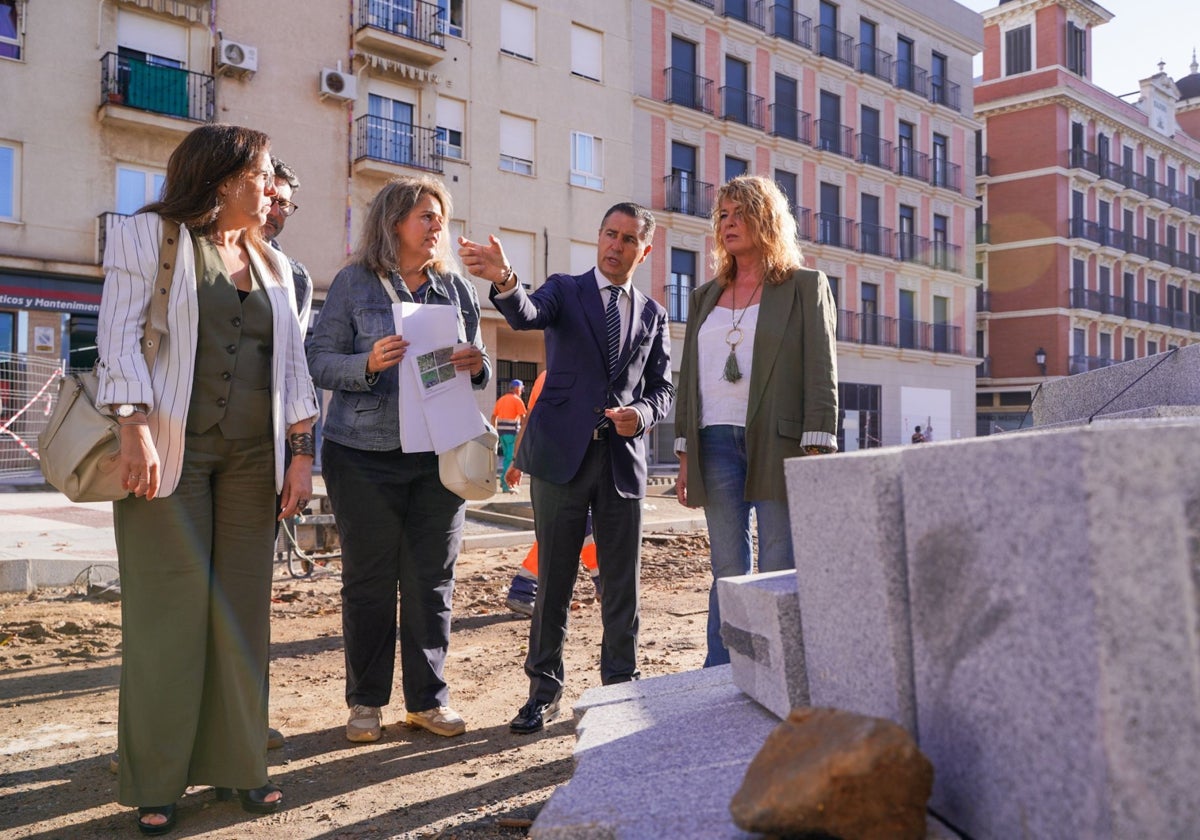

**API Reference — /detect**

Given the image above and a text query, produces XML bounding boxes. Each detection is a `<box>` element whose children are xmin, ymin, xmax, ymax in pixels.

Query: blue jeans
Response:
<box><xmin>698</xmin><ymin>425</ymin><xmax>795</xmax><ymax>667</ymax></box>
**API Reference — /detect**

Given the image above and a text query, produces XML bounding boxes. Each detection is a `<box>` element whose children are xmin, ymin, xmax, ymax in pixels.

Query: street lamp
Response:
<box><xmin>1035</xmin><ymin>347</ymin><xmax>1047</xmax><ymax>376</ymax></box>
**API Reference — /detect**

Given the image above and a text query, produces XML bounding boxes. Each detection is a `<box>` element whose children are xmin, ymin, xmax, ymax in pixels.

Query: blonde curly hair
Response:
<box><xmin>710</xmin><ymin>175</ymin><xmax>804</xmax><ymax>288</ymax></box>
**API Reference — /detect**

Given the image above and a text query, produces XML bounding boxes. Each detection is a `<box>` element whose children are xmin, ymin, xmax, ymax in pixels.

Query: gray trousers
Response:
<box><xmin>114</xmin><ymin>429</ymin><xmax>275</xmax><ymax>806</ymax></box>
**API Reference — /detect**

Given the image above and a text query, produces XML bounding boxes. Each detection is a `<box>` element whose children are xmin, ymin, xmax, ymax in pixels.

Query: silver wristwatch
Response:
<box><xmin>115</xmin><ymin>404</ymin><xmax>145</xmax><ymax>418</ymax></box>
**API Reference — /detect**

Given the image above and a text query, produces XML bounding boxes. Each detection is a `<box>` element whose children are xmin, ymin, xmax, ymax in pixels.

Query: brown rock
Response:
<box><xmin>730</xmin><ymin>707</ymin><xmax>933</xmax><ymax>840</ymax></box>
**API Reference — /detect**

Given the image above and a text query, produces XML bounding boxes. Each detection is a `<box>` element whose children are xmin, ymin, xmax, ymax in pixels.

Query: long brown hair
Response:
<box><xmin>142</xmin><ymin>124</ymin><xmax>279</xmax><ymax>281</ymax></box>
<box><xmin>353</xmin><ymin>176</ymin><xmax>456</xmax><ymax>276</ymax></box>
<box><xmin>710</xmin><ymin>175</ymin><xmax>804</xmax><ymax>288</ymax></box>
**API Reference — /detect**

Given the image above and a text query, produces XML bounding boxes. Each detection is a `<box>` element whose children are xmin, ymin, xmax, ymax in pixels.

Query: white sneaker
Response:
<box><xmin>346</xmin><ymin>704</ymin><xmax>383</xmax><ymax>743</ymax></box>
<box><xmin>405</xmin><ymin>706</ymin><xmax>466</xmax><ymax>737</ymax></box>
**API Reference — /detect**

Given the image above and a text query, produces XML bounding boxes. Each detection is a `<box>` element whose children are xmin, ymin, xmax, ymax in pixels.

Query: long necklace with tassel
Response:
<box><xmin>722</xmin><ymin>277</ymin><xmax>765</xmax><ymax>383</ymax></box>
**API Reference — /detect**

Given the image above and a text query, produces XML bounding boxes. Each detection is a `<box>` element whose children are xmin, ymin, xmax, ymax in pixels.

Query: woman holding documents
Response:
<box><xmin>307</xmin><ymin>176</ymin><xmax>490</xmax><ymax>742</ymax></box>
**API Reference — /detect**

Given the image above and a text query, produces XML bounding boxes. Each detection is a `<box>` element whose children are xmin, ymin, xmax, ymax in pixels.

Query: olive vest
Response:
<box><xmin>186</xmin><ymin>237</ymin><xmax>274</xmax><ymax>438</ymax></box>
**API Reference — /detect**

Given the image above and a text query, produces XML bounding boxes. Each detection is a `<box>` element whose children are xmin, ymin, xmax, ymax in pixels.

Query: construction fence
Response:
<box><xmin>0</xmin><ymin>351</ymin><xmax>69</xmax><ymax>484</ymax></box>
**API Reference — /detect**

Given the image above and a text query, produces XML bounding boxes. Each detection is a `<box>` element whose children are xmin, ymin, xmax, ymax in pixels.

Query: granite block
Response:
<box><xmin>572</xmin><ymin>663</ymin><xmax>733</xmax><ymax>721</ymax></box>
<box><xmin>784</xmin><ymin>447</ymin><xmax>915</xmax><ymax>733</ymax></box>
<box><xmin>903</xmin><ymin>420</ymin><xmax>1200</xmax><ymax>840</ymax></box>
<box><xmin>718</xmin><ymin>570</ymin><xmax>808</xmax><ymax>719</ymax></box>
<box><xmin>1033</xmin><ymin>343</ymin><xmax>1200</xmax><ymax>426</ymax></box>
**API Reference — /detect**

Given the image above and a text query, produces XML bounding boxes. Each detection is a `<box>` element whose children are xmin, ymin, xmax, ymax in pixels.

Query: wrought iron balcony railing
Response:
<box><xmin>815</xmin><ymin>213</ymin><xmax>855</xmax><ymax>249</ymax></box>
<box><xmin>894</xmin><ymin>61</ymin><xmax>929</xmax><ymax>97</ymax></box>
<box><xmin>930</xmin><ymin>159</ymin><xmax>961</xmax><ymax>192</ymax></box>
<box><xmin>814</xmin><ymin>120</ymin><xmax>854</xmax><ymax>158</ymax></box>
<box><xmin>100</xmin><ymin>52</ymin><xmax>213</xmax><ymax>123</ymax></box>
<box><xmin>97</xmin><ymin>212</ymin><xmax>131</xmax><ymax>264</ymax></box>
<box><xmin>857</xmin><ymin>44</ymin><xmax>892</xmax><ymax>83</ymax></box>
<box><xmin>976</xmin><ymin>288</ymin><xmax>990</xmax><ymax>312</ymax></box>
<box><xmin>720</xmin><ymin>0</ymin><xmax>766</xmax><ymax>29</ymax></box>
<box><xmin>856</xmin><ymin>133</ymin><xmax>892</xmax><ymax>170</ymax></box>
<box><xmin>929</xmin><ymin>76</ymin><xmax>961</xmax><ymax>112</ymax></box>
<box><xmin>815</xmin><ymin>25</ymin><xmax>854</xmax><ymax>66</ymax></box>
<box><xmin>664</xmin><ymin>67</ymin><xmax>715</xmax><ymax>115</ymax></box>
<box><xmin>720</xmin><ymin>86</ymin><xmax>765</xmax><ymax>130</ymax></box>
<box><xmin>769</xmin><ymin>5</ymin><xmax>812</xmax><ymax>49</ymax></box>
<box><xmin>769</xmin><ymin>104</ymin><xmax>812</xmax><ymax>144</ymax></box>
<box><xmin>354</xmin><ymin>115</ymin><xmax>443</xmax><ymax>173</ymax></box>
<box><xmin>663</xmin><ymin>172</ymin><xmax>714</xmax><ymax>218</ymax></box>
<box><xmin>895</xmin><ymin>146</ymin><xmax>929</xmax><ymax>181</ymax></box>
<box><xmin>976</xmin><ymin>223</ymin><xmax>991</xmax><ymax>245</ymax></box>
<box><xmin>856</xmin><ymin>223</ymin><xmax>894</xmax><ymax>258</ymax></box>
<box><xmin>357</xmin><ymin>0</ymin><xmax>447</xmax><ymax>48</ymax></box>
<box><xmin>666</xmin><ymin>283</ymin><xmax>691</xmax><ymax>322</ymax></box>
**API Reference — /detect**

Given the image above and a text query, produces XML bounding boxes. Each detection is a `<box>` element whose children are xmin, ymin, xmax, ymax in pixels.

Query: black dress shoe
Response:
<box><xmin>509</xmin><ymin>698</ymin><xmax>561</xmax><ymax>734</ymax></box>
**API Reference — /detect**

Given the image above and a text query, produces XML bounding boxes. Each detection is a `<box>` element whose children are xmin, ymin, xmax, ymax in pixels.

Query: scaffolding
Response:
<box><xmin>0</xmin><ymin>351</ymin><xmax>68</xmax><ymax>484</ymax></box>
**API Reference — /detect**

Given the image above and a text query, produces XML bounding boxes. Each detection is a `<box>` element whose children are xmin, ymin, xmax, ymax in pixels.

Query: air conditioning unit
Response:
<box><xmin>320</xmin><ymin>68</ymin><xmax>357</xmax><ymax>101</ymax></box>
<box><xmin>217</xmin><ymin>38</ymin><xmax>258</xmax><ymax>73</ymax></box>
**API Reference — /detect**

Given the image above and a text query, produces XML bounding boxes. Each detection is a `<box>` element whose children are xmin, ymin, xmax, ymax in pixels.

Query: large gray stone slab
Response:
<box><xmin>1033</xmin><ymin>343</ymin><xmax>1200</xmax><ymax>426</ymax></box>
<box><xmin>784</xmin><ymin>447</ymin><xmax>915</xmax><ymax>733</ymax></box>
<box><xmin>572</xmin><ymin>662</ymin><xmax>733</xmax><ymax>720</ymax></box>
<box><xmin>902</xmin><ymin>420</ymin><xmax>1200</xmax><ymax>840</ymax></box>
<box><xmin>718</xmin><ymin>570</ymin><xmax>807</xmax><ymax>719</ymax></box>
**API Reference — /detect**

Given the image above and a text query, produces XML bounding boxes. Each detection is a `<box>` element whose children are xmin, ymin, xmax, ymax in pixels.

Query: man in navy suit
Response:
<box><xmin>459</xmin><ymin>203</ymin><xmax>674</xmax><ymax>733</ymax></box>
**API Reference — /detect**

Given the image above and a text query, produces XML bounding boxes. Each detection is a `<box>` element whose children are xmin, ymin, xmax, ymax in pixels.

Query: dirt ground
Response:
<box><xmin>0</xmin><ymin>530</ymin><xmax>714</xmax><ymax>839</ymax></box>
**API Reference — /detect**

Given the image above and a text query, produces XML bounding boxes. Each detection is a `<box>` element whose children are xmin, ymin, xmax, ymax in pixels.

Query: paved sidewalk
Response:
<box><xmin>0</xmin><ymin>474</ymin><xmax>703</xmax><ymax>592</ymax></box>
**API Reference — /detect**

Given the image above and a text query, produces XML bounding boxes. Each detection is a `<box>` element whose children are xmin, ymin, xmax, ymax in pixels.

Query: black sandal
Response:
<box><xmin>136</xmin><ymin>804</ymin><xmax>176</xmax><ymax>836</ymax></box>
<box><xmin>216</xmin><ymin>783</ymin><xmax>283</xmax><ymax>814</ymax></box>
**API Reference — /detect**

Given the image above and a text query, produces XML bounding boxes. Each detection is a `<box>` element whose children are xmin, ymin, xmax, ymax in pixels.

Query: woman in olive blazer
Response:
<box><xmin>674</xmin><ymin>175</ymin><xmax>838</xmax><ymax>666</ymax></box>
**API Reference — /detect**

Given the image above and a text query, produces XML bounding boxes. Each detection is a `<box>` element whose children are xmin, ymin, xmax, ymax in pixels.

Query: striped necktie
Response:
<box><xmin>605</xmin><ymin>286</ymin><xmax>622</xmax><ymax>377</ymax></box>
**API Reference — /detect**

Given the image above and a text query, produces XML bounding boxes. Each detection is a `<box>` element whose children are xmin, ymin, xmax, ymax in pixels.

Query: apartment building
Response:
<box><xmin>0</xmin><ymin>0</ymin><xmax>637</xmax><ymax>469</ymax></box>
<box><xmin>632</xmin><ymin>0</ymin><xmax>983</xmax><ymax>451</ymax></box>
<box><xmin>975</xmin><ymin>0</ymin><xmax>1200</xmax><ymax>433</ymax></box>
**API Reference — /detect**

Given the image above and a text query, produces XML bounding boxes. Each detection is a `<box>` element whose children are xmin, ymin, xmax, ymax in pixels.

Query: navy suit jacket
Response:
<box><xmin>491</xmin><ymin>270</ymin><xmax>674</xmax><ymax>499</ymax></box>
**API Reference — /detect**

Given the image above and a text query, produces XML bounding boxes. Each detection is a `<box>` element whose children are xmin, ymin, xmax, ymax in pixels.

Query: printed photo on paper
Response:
<box><xmin>416</xmin><ymin>346</ymin><xmax>459</xmax><ymax>395</ymax></box>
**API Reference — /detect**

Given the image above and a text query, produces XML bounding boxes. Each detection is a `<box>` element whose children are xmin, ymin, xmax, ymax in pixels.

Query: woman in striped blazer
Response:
<box><xmin>96</xmin><ymin>124</ymin><xmax>318</xmax><ymax>835</ymax></box>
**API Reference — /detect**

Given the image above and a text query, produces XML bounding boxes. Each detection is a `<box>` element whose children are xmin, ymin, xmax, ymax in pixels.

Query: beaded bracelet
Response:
<box><xmin>288</xmin><ymin>431</ymin><xmax>316</xmax><ymax>457</ymax></box>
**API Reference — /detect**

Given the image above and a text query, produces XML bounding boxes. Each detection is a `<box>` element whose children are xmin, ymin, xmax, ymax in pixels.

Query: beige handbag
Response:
<box><xmin>37</xmin><ymin>220</ymin><xmax>180</xmax><ymax>502</ymax></box>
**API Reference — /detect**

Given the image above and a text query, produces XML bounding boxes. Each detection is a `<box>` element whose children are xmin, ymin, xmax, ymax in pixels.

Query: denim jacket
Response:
<box><xmin>306</xmin><ymin>261</ymin><xmax>492</xmax><ymax>451</ymax></box>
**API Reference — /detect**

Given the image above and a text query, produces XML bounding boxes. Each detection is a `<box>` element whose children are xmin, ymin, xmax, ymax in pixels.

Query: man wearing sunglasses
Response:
<box><xmin>265</xmin><ymin>157</ymin><xmax>313</xmax><ymax>331</ymax></box>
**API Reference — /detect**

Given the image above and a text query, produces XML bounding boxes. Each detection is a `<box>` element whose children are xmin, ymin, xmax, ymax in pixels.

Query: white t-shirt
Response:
<box><xmin>697</xmin><ymin>303</ymin><xmax>760</xmax><ymax>429</ymax></box>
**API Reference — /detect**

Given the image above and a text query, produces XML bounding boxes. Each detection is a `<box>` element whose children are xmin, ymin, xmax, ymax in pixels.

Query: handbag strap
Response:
<box><xmin>141</xmin><ymin>219</ymin><xmax>182</xmax><ymax>371</ymax></box>
<box><xmin>378</xmin><ymin>271</ymin><xmax>402</xmax><ymax>305</ymax></box>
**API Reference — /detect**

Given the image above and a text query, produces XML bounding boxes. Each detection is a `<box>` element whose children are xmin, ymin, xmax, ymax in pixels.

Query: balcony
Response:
<box><xmin>1069</xmin><ymin>354</ymin><xmax>1117</xmax><ymax>375</ymax></box>
<box><xmin>856</xmin><ymin>133</ymin><xmax>893</xmax><ymax>170</ymax></box>
<box><xmin>770</xmin><ymin>104</ymin><xmax>812</xmax><ymax>144</ymax></box>
<box><xmin>769</xmin><ymin>5</ymin><xmax>812</xmax><ymax>49</ymax></box>
<box><xmin>815</xmin><ymin>213</ymin><xmax>855</xmax><ymax>249</ymax></box>
<box><xmin>96</xmin><ymin>212</ymin><xmax>131</xmax><ymax>264</ymax></box>
<box><xmin>976</xmin><ymin>288</ymin><xmax>990</xmax><ymax>312</ymax></box>
<box><xmin>814</xmin><ymin>120</ymin><xmax>854</xmax><ymax>158</ymax></box>
<box><xmin>688</xmin><ymin>0</ymin><xmax>716</xmax><ymax>7</ymax></box>
<box><xmin>976</xmin><ymin>154</ymin><xmax>990</xmax><ymax>177</ymax></box>
<box><xmin>664</xmin><ymin>67</ymin><xmax>715</xmax><ymax>115</ymax></box>
<box><xmin>894</xmin><ymin>61</ymin><xmax>929</xmax><ymax>97</ymax></box>
<box><xmin>353</xmin><ymin>115</ymin><xmax>443</xmax><ymax>176</ymax></box>
<box><xmin>792</xmin><ymin>206</ymin><xmax>813</xmax><ymax>241</ymax></box>
<box><xmin>896</xmin><ymin>231</ymin><xmax>930</xmax><ymax>264</ymax></box>
<box><xmin>857</xmin><ymin>44</ymin><xmax>892</xmax><ymax>83</ymax></box>
<box><xmin>666</xmin><ymin>283</ymin><xmax>690</xmax><ymax>323</ymax></box>
<box><xmin>977</xmin><ymin>355</ymin><xmax>992</xmax><ymax>377</ymax></box>
<box><xmin>720</xmin><ymin>86</ymin><xmax>765</xmax><ymax>131</ymax></box>
<box><xmin>856</xmin><ymin>222</ymin><xmax>894</xmax><ymax>258</ymax></box>
<box><xmin>663</xmin><ymin>172</ymin><xmax>714</xmax><ymax>218</ymax></box>
<box><xmin>895</xmin><ymin>146</ymin><xmax>929</xmax><ymax>181</ymax></box>
<box><xmin>98</xmin><ymin>52</ymin><xmax>213</xmax><ymax>128</ymax></box>
<box><xmin>815</xmin><ymin>25</ymin><xmax>854</xmax><ymax>66</ymax></box>
<box><xmin>836</xmin><ymin>311</ymin><xmax>961</xmax><ymax>353</ymax></box>
<box><xmin>930</xmin><ymin>159</ymin><xmax>961</xmax><ymax>192</ymax></box>
<box><xmin>976</xmin><ymin>224</ymin><xmax>991</xmax><ymax>245</ymax></box>
<box><xmin>929</xmin><ymin>76</ymin><xmax>961</xmax><ymax>112</ymax></box>
<box><xmin>354</xmin><ymin>0</ymin><xmax>446</xmax><ymax>65</ymax></box>
<box><xmin>720</xmin><ymin>0</ymin><xmax>765</xmax><ymax>29</ymax></box>
<box><xmin>929</xmin><ymin>241</ymin><xmax>962</xmax><ymax>272</ymax></box>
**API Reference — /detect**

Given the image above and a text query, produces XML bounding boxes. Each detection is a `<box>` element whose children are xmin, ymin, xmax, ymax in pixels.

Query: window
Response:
<box><xmin>775</xmin><ymin>169</ymin><xmax>798</xmax><ymax>213</ymax></box>
<box><xmin>571</xmin><ymin>24</ymin><xmax>601</xmax><ymax>81</ymax></box>
<box><xmin>668</xmin><ymin>249</ymin><xmax>696</xmax><ymax>322</ymax></box>
<box><xmin>860</xmin><ymin>193</ymin><xmax>881</xmax><ymax>255</ymax></box>
<box><xmin>897</xmin><ymin>120</ymin><xmax>914</xmax><ymax>176</ymax></box>
<box><xmin>896</xmin><ymin>36</ymin><xmax>914</xmax><ymax>91</ymax></box>
<box><xmin>1067</xmin><ymin>22</ymin><xmax>1086</xmax><ymax>76</ymax></box>
<box><xmin>0</xmin><ymin>141</ymin><xmax>16</xmax><ymax>220</ymax></box>
<box><xmin>899</xmin><ymin>289</ymin><xmax>916</xmax><ymax>348</ymax></box>
<box><xmin>898</xmin><ymin>204</ymin><xmax>916</xmax><ymax>260</ymax></box>
<box><xmin>438</xmin><ymin>0</ymin><xmax>464</xmax><ymax>37</ymax></box>
<box><xmin>723</xmin><ymin>56</ymin><xmax>750</xmax><ymax>125</ymax></box>
<box><xmin>861</xmin><ymin>283</ymin><xmax>879</xmax><ymax>345</ymax></box>
<box><xmin>500</xmin><ymin>1</ymin><xmax>535</xmax><ymax>61</ymax></box>
<box><xmin>669</xmin><ymin>36</ymin><xmax>700</xmax><ymax>110</ymax></box>
<box><xmin>570</xmin><ymin>132</ymin><xmax>603</xmax><ymax>189</ymax></box>
<box><xmin>930</xmin><ymin>51</ymin><xmax>948</xmax><ymax>104</ymax></box>
<box><xmin>1148</xmin><ymin>339</ymin><xmax>1158</xmax><ymax>356</ymax></box>
<box><xmin>500</xmin><ymin>228</ymin><xmax>535</xmax><ymax>288</ymax></box>
<box><xmin>932</xmin><ymin>133</ymin><xmax>948</xmax><ymax>187</ymax></box>
<box><xmin>818</xmin><ymin>1</ymin><xmax>838</xmax><ymax>59</ymax></box>
<box><xmin>435</xmin><ymin>97</ymin><xmax>465</xmax><ymax>159</ymax></box>
<box><xmin>858</xmin><ymin>19</ymin><xmax>878</xmax><ymax>76</ymax></box>
<box><xmin>366</xmin><ymin>93</ymin><xmax>416</xmax><ymax>165</ymax></box>
<box><xmin>818</xmin><ymin>182</ymin><xmax>841</xmax><ymax>246</ymax></box>
<box><xmin>860</xmin><ymin>105</ymin><xmax>881</xmax><ymax>166</ymax></box>
<box><xmin>724</xmin><ymin>156</ymin><xmax>748</xmax><ymax>183</ymax></box>
<box><xmin>1</xmin><ymin>0</ymin><xmax>23</xmax><ymax>60</ymax></box>
<box><xmin>818</xmin><ymin>90</ymin><xmax>841</xmax><ymax>153</ymax></box>
<box><xmin>1124</xmin><ymin>336</ymin><xmax>1135</xmax><ymax>360</ymax></box>
<box><xmin>1072</xmin><ymin>258</ymin><xmax>1085</xmax><ymax>290</ymax></box>
<box><xmin>1004</xmin><ymin>25</ymin><xmax>1031</xmax><ymax>75</ymax></box>
<box><xmin>670</xmin><ymin>141</ymin><xmax>699</xmax><ymax>215</ymax></box>
<box><xmin>933</xmin><ymin>213</ymin><xmax>949</xmax><ymax>268</ymax></box>
<box><xmin>774</xmin><ymin>73</ymin><xmax>800</xmax><ymax>141</ymax></box>
<box><xmin>499</xmin><ymin>113</ymin><xmax>534</xmax><ymax>175</ymax></box>
<box><xmin>933</xmin><ymin>295</ymin><xmax>950</xmax><ymax>352</ymax></box>
<box><xmin>116</xmin><ymin>165</ymin><xmax>165</xmax><ymax>215</ymax></box>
